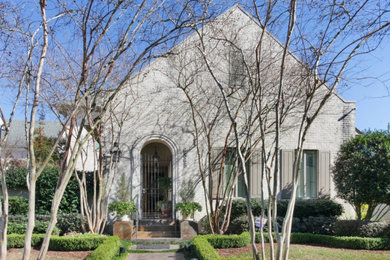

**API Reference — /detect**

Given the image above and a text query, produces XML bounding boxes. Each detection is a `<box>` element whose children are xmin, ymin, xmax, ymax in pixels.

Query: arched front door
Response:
<box><xmin>141</xmin><ymin>141</ymin><xmax>172</xmax><ymax>219</ymax></box>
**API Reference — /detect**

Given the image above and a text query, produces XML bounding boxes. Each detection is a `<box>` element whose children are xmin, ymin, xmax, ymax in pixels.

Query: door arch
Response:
<box><xmin>141</xmin><ymin>141</ymin><xmax>172</xmax><ymax>219</ymax></box>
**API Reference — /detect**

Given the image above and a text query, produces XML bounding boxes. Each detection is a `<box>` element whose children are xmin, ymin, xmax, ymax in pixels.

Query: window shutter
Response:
<box><xmin>210</xmin><ymin>148</ymin><xmax>223</xmax><ymax>199</ymax></box>
<box><xmin>250</xmin><ymin>150</ymin><xmax>261</xmax><ymax>198</ymax></box>
<box><xmin>318</xmin><ymin>151</ymin><xmax>331</xmax><ymax>197</ymax></box>
<box><xmin>280</xmin><ymin>149</ymin><xmax>294</xmax><ymax>199</ymax></box>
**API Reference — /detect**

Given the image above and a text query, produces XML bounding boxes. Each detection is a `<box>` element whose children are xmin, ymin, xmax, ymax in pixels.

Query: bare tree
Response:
<box><xmin>179</xmin><ymin>1</ymin><xmax>390</xmax><ymax>260</ymax></box>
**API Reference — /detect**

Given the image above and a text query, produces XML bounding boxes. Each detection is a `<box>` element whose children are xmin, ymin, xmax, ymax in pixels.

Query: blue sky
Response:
<box><xmin>338</xmin><ymin>39</ymin><xmax>390</xmax><ymax>132</ymax></box>
<box><xmin>1</xmin><ymin>2</ymin><xmax>389</xmax><ymax>132</ymax></box>
<box><xmin>1</xmin><ymin>40</ymin><xmax>389</xmax><ymax>132</ymax></box>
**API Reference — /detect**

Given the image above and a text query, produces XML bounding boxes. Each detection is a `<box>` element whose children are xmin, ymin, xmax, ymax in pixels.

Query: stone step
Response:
<box><xmin>135</xmin><ymin>231</ymin><xmax>180</xmax><ymax>238</ymax></box>
<box><xmin>138</xmin><ymin>219</ymin><xmax>177</xmax><ymax>226</ymax></box>
<box><xmin>138</xmin><ymin>225</ymin><xmax>178</xmax><ymax>231</ymax></box>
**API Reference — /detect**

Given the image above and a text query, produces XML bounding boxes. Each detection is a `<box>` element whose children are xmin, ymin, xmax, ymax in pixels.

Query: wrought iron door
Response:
<box><xmin>141</xmin><ymin>153</ymin><xmax>172</xmax><ymax>219</ymax></box>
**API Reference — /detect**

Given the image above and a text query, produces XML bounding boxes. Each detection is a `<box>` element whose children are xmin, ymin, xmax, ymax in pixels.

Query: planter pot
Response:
<box><xmin>118</xmin><ymin>215</ymin><xmax>131</xmax><ymax>222</ymax></box>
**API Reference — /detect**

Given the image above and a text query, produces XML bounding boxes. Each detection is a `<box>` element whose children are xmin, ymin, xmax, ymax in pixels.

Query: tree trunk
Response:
<box><xmin>22</xmin><ymin>179</ymin><xmax>36</xmax><ymax>260</ymax></box>
<box><xmin>0</xmin><ymin>170</ymin><xmax>8</xmax><ymax>260</ymax></box>
<box><xmin>37</xmin><ymin>169</ymin><xmax>74</xmax><ymax>259</ymax></box>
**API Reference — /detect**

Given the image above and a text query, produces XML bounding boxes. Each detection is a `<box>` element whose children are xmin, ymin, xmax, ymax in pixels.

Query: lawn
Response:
<box><xmin>220</xmin><ymin>244</ymin><xmax>390</xmax><ymax>260</ymax></box>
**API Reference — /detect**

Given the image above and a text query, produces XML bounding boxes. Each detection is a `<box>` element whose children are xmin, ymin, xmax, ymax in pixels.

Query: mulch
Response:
<box><xmin>7</xmin><ymin>248</ymin><xmax>92</xmax><ymax>260</ymax></box>
<box><xmin>216</xmin><ymin>243</ymin><xmax>390</xmax><ymax>258</ymax></box>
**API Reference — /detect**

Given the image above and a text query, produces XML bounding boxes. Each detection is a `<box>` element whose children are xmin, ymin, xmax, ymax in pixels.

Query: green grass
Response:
<box><xmin>226</xmin><ymin>246</ymin><xmax>390</xmax><ymax>260</ymax></box>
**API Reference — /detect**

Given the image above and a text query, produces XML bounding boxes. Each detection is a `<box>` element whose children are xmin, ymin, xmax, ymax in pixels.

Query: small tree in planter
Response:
<box><xmin>176</xmin><ymin>202</ymin><xmax>202</xmax><ymax>220</ymax></box>
<box><xmin>108</xmin><ymin>201</ymin><xmax>136</xmax><ymax>221</ymax></box>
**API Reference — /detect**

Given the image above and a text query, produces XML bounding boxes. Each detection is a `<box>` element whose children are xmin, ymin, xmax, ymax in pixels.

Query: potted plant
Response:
<box><xmin>108</xmin><ymin>201</ymin><xmax>136</xmax><ymax>221</ymax></box>
<box><xmin>175</xmin><ymin>201</ymin><xmax>202</xmax><ymax>220</ymax></box>
<box><xmin>156</xmin><ymin>200</ymin><xmax>172</xmax><ymax>217</ymax></box>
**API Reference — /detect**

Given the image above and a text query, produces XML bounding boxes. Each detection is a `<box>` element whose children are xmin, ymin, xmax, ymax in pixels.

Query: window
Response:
<box><xmin>224</xmin><ymin>149</ymin><xmax>249</xmax><ymax>198</ymax></box>
<box><xmin>297</xmin><ymin>150</ymin><xmax>317</xmax><ymax>198</ymax></box>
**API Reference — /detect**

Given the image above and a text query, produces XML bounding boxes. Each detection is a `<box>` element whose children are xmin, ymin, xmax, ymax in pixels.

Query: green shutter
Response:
<box><xmin>318</xmin><ymin>151</ymin><xmax>330</xmax><ymax>197</ymax></box>
<box><xmin>281</xmin><ymin>149</ymin><xmax>294</xmax><ymax>199</ymax></box>
<box><xmin>250</xmin><ymin>150</ymin><xmax>261</xmax><ymax>198</ymax></box>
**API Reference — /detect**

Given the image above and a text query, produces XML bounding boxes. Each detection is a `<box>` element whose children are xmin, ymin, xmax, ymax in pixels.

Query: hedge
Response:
<box><xmin>191</xmin><ymin>232</ymin><xmax>390</xmax><ymax>259</ymax></box>
<box><xmin>203</xmin><ymin>232</ymin><xmax>251</xmax><ymax>248</ymax></box>
<box><xmin>290</xmin><ymin>233</ymin><xmax>390</xmax><ymax>250</ymax></box>
<box><xmin>193</xmin><ymin>236</ymin><xmax>221</xmax><ymax>260</ymax></box>
<box><xmin>86</xmin><ymin>236</ymin><xmax>120</xmax><ymax>260</ymax></box>
<box><xmin>7</xmin><ymin>234</ymin><xmax>114</xmax><ymax>251</ymax></box>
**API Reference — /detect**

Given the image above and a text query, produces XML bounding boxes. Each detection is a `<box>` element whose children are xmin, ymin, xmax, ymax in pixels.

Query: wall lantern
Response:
<box><xmin>110</xmin><ymin>142</ymin><xmax>122</xmax><ymax>163</ymax></box>
<box><xmin>152</xmin><ymin>146</ymin><xmax>160</xmax><ymax>164</ymax></box>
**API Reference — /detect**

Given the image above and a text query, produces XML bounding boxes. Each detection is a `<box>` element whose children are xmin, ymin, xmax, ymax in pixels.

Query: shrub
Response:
<box><xmin>87</xmin><ymin>236</ymin><xmax>120</xmax><ymax>260</ymax></box>
<box><xmin>192</xmin><ymin>236</ymin><xmax>221</xmax><ymax>260</ymax></box>
<box><xmin>290</xmin><ymin>233</ymin><xmax>390</xmax><ymax>250</ymax></box>
<box><xmin>277</xmin><ymin>199</ymin><xmax>343</xmax><ymax>218</ymax></box>
<box><xmin>5</xmin><ymin>167</ymin><xmax>81</xmax><ymax>214</ymax></box>
<box><xmin>288</xmin><ymin>216</ymin><xmax>336</xmax><ymax>235</ymax></box>
<box><xmin>49</xmin><ymin>234</ymin><xmax>112</xmax><ymax>251</ymax></box>
<box><xmin>7</xmin><ymin>196</ymin><xmax>29</xmax><ymax>215</ymax></box>
<box><xmin>230</xmin><ymin>199</ymin><xmax>343</xmax><ymax>222</ymax></box>
<box><xmin>203</xmin><ymin>232</ymin><xmax>250</xmax><ymax>248</ymax></box>
<box><xmin>7</xmin><ymin>233</ymin><xmax>114</xmax><ymax>251</ymax></box>
<box><xmin>56</xmin><ymin>213</ymin><xmax>85</xmax><ymax>234</ymax></box>
<box><xmin>226</xmin><ymin>215</ymin><xmax>249</xmax><ymax>234</ymax></box>
<box><xmin>8</xmin><ymin>221</ymin><xmax>60</xmax><ymax>235</ymax></box>
<box><xmin>333</xmin><ymin>220</ymin><xmax>390</xmax><ymax>238</ymax></box>
<box><xmin>9</xmin><ymin>213</ymin><xmax>84</xmax><ymax>235</ymax></box>
<box><xmin>7</xmin><ymin>234</ymin><xmax>44</xmax><ymax>248</ymax></box>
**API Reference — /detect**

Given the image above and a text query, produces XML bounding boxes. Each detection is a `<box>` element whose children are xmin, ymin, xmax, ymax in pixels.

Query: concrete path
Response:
<box><xmin>126</xmin><ymin>252</ymin><xmax>185</xmax><ymax>260</ymax></box>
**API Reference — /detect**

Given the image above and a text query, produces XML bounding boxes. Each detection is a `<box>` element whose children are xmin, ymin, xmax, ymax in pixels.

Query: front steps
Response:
<box><xmin>133</xmin><ymin>219</ymin><xmax>180</xmax><ymax>240</ymax></box>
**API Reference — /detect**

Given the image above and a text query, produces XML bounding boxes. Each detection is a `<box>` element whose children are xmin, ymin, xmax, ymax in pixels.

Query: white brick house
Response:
<box><xmin>107</xmin><ymin>5</ymin><xmax>356</xmax><ymax>221</ymax></box>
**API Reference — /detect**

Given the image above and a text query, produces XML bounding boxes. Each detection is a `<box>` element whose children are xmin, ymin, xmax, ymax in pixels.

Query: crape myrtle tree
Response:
<box><xmin>192</xmin><ymin>1</ymin><xmax>390</xmax><ymax>260</ymax></box>
<box><xmin>0</xmin><ymin>0</ymin><xmax>211</xmax><ymax>259</ymax></box>
<box><xmin>333</xmin><ymin>131</ymin><xmax>390</xmax><ymax>221</ymax></box>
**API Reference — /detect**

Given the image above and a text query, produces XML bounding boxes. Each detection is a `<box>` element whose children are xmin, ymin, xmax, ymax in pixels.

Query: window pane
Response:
<box><xmin>297</xmin><ymin>151</ymin><xmax>317</xmax><ymax>198</ymax></box>
<box><xmin>237</xmin><ymin>172</ymin><xmax>246</xmax><ymax>198</ymax></box>
<box><xmin>297</xmin><ymin>158</ymin><xmax>304</xmax><ymax>198</ymax></box>
<box><xmin>306</xmin><ymin>151</ymin><xmax>317</xmax><ymax>198</ymax></box>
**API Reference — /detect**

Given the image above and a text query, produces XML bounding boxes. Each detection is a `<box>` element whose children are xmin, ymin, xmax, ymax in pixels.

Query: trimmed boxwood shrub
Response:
<box><xmin>193</xmin><ymin>236</ymin><xmax>221</xmax><ymax>260</ymax></box>
<box><xmin>290</xmin><ymin>233</ymin><xmax>390</xmax><ymax>250</ymax></box>
<box><xmin>7</xmin><ymin>234</ymin><xmax>44</xmax><ymax>248</ymax></box>
<box><xmin>49</xmin><ymin>235</ymin><xmax>112</xmax><ymax>251</ymax></box>
<box><xmin>7</xmin><ymin>233</ymin><xmax>114</xmax><ymax>251</ymax></box>
<box><xmin>203</xmin><ymin>232</ymin><xmax>250</xmax><ymax>248</ymax></box>
<box><xmin>86</xmin><ymin>236</ymin><xmax>120</xmax><ymax>260</ymax></box>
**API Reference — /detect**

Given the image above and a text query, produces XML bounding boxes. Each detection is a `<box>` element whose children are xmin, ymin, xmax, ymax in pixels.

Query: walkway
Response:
<box><xmin>126</xmin><ymin>252</ymin><xmax>185</xmax><ymax>260</ymax></box>
<box><xmin>127</xmin><ymin>243</ymin><xmax>185</xmax><ymax>260</ymax></box>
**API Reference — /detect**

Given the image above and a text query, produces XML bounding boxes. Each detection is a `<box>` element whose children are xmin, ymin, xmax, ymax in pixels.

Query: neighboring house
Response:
<box><xmin>0</xmin><ymin>119</ymin><xmax>97</xmax><ymax>172</ymax></box>
<box><xmin>104</xmin><ymin>5</ymin><xmax>356</xmax><ymax>221</ymax></box>
<box><xmin>2</xmin><ymin>120</ymin><xmax>62</xmax><ymax>161</ymax></box>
